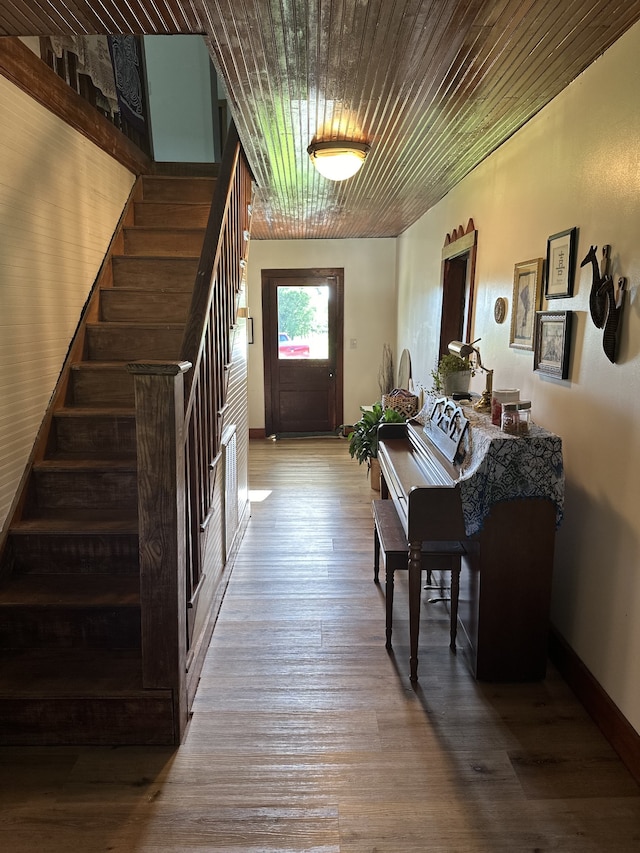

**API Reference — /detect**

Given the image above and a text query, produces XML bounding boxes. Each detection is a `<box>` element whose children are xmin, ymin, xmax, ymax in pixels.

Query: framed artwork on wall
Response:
<box><xmin>509</xmin><ymin>258</ymin><xmax>544</xmax><ymax>350</ymax></box>
<box><xmin>545</xmin><ymin>227</ymin><xmax>577</xmax><ymax>299</ymax></box>
<box><xmin>533</xmin><ymin>310</ymin><xmax>573</xmax><ymax>379</ymax></box>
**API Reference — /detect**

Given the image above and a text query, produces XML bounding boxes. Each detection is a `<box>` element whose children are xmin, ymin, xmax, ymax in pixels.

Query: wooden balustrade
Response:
<box><xmin>180</xmin><ymin>123</ymin><xmax>253</xmax><ymax>619</ymax></box>
<box><xmin>130</xmin><ymin>124</ymin><xmax>253</xmax><ymax>738</ymax></box>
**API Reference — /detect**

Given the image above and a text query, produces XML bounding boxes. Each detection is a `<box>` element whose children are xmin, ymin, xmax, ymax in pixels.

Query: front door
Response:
<box><xmin>261</xmin><ymin>268</ymin><xmax>344</xmax><ymax>436</ymax></box>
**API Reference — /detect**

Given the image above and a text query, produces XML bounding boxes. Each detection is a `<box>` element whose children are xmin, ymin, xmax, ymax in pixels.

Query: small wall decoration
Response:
<box><xmin>580</xmin><ymin>244</ymin><xmax>626</xmax><ymax>363</ymax></box>
<box><xmin>534</xmin><ymin>310</ymin><xmax>573</xmax><ymax>379</ymax></box>
<box><xmin>600</xmin><ymin>277</ymin><xmax>625</xmax><ymax>363</ymax></box>
<box><xmin>509</xmin><ymin>258</ymin><xmax>544</xmax><ymax>351</ymax></box>
<box><xmin>494</xmin><ymin>297</ymin><xmax>507</xmax><ymax>324</ymax></box>
<box><xmin>581</xmin><ymin>244</ymin><xmax>610</xmax><ymax>328</ymax></box>
<box><xmin>545</xmin><ymin>227</ymin><xmax>577</xmax><ymax>299</ymax></box>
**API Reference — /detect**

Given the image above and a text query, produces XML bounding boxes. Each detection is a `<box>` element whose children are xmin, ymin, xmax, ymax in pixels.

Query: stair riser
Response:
<box><xmin>0</xmin><ymin>607</ymin><xmax>140</xmax><ymax>650</ymax></box>
<box><xmin>0</xmin><ymin>697</ymin><xmax>175</xmax><ymax>745</ymax></box>
<box><xmin>111</xmin><ymin>257</ymin><xmax>199</xmax><ymax>291</ymax></box>
<box><xmin>7</xmin><ymin>534</ymin><xmax>139</xmax><ymax>575</ymax></box>
<box><xmin>86</xmin><ymin>326</ymin><xmax>183</xmax><ymax>361</ymax></box>
<box><xmin>70</xmin><ymin>367</ymin><xmax>134</xmax><ymax>407</ymax></box>
<box><xmin>123</xmin><ymin>228</ymin><xmax>205</xmax><ymax>257</ymax></box>
<box><xmin>142</xmin><ymin>175</ymin><xmax>215</xmax><ymax>203</ymax></box>
<box><xmin>28</xmin><ymin>471</ymin><xmax>137</xmax><ymax>512</ymax></box>
<box><xmin>51</xmin><ymin>415</ymin><xmax>136</xmax><ymax>457</ymax></box>
<box><xmin>134</xmin><ymin>202</ymin><xmax>210</xmax><ymax>228</ymax></box>
<box><xmin>101</xmin><ymin>290</ymin><xmax>191</xmax><ymax>324</ymax></box>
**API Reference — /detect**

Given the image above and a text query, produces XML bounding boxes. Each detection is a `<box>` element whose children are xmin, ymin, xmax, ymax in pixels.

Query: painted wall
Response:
<box><xmin>0</xmin><ymin>75</ymin><xmax>134</xmax><ymax>532</ymax></box>
<box><xmin>246</xmin><ymin>239</ymin><xmax>398</xmax><ymax>430</ymax></box>
<box><xmin>144</xmin><ymin>35</ymin><xmax>217</xmax><ymax>163</ymax></box>
<box><xmin>396</xmin><ymin>22</ymin><xmax>640</xmax><ymax>733</ymax></box>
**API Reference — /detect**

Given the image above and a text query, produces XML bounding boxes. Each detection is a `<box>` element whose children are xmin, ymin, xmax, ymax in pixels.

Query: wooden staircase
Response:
<box><xmin>0</xmin><ymin>172</ymin><xmax>216</xmax><ymax>745</ymax></box>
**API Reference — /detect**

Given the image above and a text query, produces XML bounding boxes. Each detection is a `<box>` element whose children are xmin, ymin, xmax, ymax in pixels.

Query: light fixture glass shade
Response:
<box><xmin>307</xmin><ymin>141</ymin><xmax>370</xmax><ymax>181</ymax></box>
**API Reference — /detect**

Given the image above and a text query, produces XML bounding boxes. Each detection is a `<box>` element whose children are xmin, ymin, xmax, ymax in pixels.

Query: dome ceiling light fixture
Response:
<box><xmin>307</xmin><ymin>140</ymin><xmax>370</xmax><ymax>181</ymax></box>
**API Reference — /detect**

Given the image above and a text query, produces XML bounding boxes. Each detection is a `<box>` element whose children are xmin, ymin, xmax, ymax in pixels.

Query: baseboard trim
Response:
<box><xmin>249</xmin><ymin>428</ymin><xmax>267</xmax><ymax>439</ymax></box>
<box><xmin>549</xmin><ymin>628</ymin><xmax>640</xmax><ymax>784</ymax></box>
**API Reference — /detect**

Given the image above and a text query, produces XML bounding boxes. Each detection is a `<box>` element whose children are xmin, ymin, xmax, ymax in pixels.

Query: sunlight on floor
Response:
<box><xmin>248</xmin><ymin>489</ymin><xmax>272</xmax><ymax>502</ymax></box>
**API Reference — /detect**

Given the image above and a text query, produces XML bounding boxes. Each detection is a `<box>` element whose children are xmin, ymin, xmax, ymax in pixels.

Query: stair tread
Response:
<box><xmin>111</xmin><ymin>254</ymin><xmax>201</xmax><ymax>261</ymax></box>
<box><xmin>53</xmin><ymin>406</ymin><xmax>135</xmax><ymax>417</ymax></box>
<box><xmin>123</xmin><ymin>225</ymin><xmax>206</xmax><ymax>233</ymax></box>
<box><xmin>10</xmin><ymin>516</ymin><xmax>138</xmax><ymax>534</ymax></box>
<box><xmin>86</xmin><ymin>321</ymin><xmax>184</xmax><ymax>329</ymax></box>
<box><xmin>101</xmin><ymin>287</ymin><xmax>191</xmax><ymax>295</ymax></box>
<box><xmin>0</xmin><ymin>573</ymin><xmax>139</xmax><ymax>606</ymax></box>
<box><xmin>0</xmin><ymin>649</ymin><xmax>169</xmax><ymax>697</ymax></box>
<box><xmin>70</xmin><ymin>360</ymin><xmax>132</xmax><ymax>369</ymax></box>
<box><xmin>33</xmin><ymin>458</ymin><xmax>136</xmax><ymax>471</ymax></box>
<box><xmin>19</xmin><ymin>504</ymin><xmax>138</xmax><ymax>521</ymax></box>
<box><xmin>135</xmin><ymin>200</ymin><xmax>211</xmax><ymax>208</ymax></box>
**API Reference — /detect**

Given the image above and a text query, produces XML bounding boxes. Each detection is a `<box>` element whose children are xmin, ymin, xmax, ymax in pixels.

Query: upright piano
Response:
<box><xmin>377</xmin><ymin>400</ymin><xmax>563</xmax><ymax>683</ymax></box>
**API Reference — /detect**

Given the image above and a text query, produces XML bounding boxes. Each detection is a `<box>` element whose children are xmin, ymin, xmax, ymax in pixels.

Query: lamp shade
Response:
<box><xmin>307</xmin><ymin>141</ymin><xmax>370</xmax><ymax>181</ymax></box>
<box><xmin>448</xmin><ymin>340</ymin><xmax>476</xmax><ymax>359</ymax></box>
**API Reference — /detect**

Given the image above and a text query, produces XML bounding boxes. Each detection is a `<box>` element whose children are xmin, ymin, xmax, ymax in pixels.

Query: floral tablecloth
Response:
<box><xmin>419</xmin><ymin>401</ymin><xmax>564</xmax><ymax>536</ymax></box>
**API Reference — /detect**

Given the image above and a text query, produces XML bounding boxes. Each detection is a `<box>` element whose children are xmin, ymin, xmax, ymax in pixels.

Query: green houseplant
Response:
<box><xmin>430</xmin><ymin>353</ymin><xmax>474</xmax><ymax>395</ymax></box>
<box><xmin>348</xmin><ymin>402</ymin><xmax>407</xmax><ymax>489</ymax></box>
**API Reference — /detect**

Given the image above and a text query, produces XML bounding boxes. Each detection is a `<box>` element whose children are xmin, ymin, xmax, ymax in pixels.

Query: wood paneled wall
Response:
<box><xmin>0</xmin><ymin>74</ymin><xmax>135</xmax><ymax>532</ymax></box>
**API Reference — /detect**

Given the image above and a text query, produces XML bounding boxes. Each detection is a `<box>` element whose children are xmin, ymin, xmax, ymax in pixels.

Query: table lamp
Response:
<box><xmin>448</xmin><ymin>339</ymin><xmax>493</xmax><ymax>413</ymax></box>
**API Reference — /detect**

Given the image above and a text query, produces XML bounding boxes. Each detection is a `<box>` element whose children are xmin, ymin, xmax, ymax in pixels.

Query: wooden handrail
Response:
<box><xmin>181</xmin><ymin>122</ymin><xmax>243</xmax><ymax>400</ymax></box>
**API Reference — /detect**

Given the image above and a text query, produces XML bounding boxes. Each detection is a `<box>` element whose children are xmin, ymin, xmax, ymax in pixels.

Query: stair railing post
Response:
<box><xmin>127</xmin><ymin>359</ymin><xmax>192</xmax><ymax>742</ymax></box>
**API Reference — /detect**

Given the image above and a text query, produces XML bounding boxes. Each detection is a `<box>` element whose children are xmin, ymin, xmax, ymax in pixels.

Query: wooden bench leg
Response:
<box><xmin>373</xmin><ymin>524</ymin><xmax>380</xmax><ymax>584</ymax></box>
<box><xmin>385</xmin><ymin>566</ymin><xmax>394</xmax><ymax>649</ymax></box>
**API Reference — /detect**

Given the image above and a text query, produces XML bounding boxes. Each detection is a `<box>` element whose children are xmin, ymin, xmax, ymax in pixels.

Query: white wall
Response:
<box><xmin>397</xmin><ymin>22</ymin><xmax>640</xmax><ymax>733</ymax></box>
<box><xmin>144</xmin><ymin>35</ymin><xmax>216</xmax><ymax>163</ymax></box>
<box><xmin>0</xmin><ymin>76</ymin><xmax>134</xmax><ymax>532</ymax></box>
<box><xmin>246</xmin><ymin>239</ymin><xmax>397</xmax><ymax>429</ymax></box>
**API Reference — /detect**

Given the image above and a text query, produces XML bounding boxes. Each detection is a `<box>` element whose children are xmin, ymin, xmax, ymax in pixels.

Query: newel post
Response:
<box><xmin>127</xmin><ymin>360</ymin><xmax>192</xmax><ymax>740</ymax></box>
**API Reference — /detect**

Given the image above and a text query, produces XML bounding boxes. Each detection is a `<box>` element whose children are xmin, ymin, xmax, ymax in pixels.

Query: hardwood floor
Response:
<box><xmin>1</xmin><ymin>437</ymin><xmax>639</xmax><ymax>851</ymax></box>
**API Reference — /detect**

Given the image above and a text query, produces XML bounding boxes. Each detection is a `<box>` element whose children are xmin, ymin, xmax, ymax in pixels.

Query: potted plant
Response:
<box><xmin>348</xmin><ymin>402</ymin><xmax>407</xmax><ymax>490</ymax></box>
<box><xmin>430</xmin><ymin>353</ymin><xmax>474</xmax><ymax>396</ymax></box>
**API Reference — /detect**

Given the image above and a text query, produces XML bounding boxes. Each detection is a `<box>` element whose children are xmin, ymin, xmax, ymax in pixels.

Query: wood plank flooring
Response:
<box><xmin>1</xmin><ymin>437</ymin><xmax>639</xmax><ymax>851</ymax></box>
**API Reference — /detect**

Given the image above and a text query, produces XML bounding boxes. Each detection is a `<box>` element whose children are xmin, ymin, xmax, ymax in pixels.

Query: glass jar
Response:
<box><xmin>517</xmin><ymin>401</ymin><xmax>531</xmax><ymax>434</ymax></box>
<box><xmin>501</xmin><ymin>402</ymin><xmax>519</xmax><ymax>435</ymax></box>
<box><xmin>491</xmin><ymin>389</ymin><xmax>520</xmax><ymax>426</ymax></box>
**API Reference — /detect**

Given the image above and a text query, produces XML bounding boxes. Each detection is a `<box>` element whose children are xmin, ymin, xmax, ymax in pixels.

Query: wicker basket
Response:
<box><xmin>382</xmin><ymin>392</ymin><xmax>419</xmax><ymax>417</ymax></box>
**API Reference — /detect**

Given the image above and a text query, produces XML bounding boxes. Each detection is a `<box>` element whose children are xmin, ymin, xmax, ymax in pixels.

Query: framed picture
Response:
<box><xmin>533</xmin><ymin>310</ymin><xmax>573</xmax><ymax>379</ymax></box>
<box><xmin>509</xmin><ymin>258</ymin><xmax>544</xmax><ymax>350</ymax></box>
<box><xmin>545</xmin><ymin>227</ymin><xmax>577</xmax><ymax>298</ymax></box>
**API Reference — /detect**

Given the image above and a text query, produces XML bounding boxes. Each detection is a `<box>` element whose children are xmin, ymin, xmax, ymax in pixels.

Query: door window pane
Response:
<box><xmin>277</xmin><ymin>285</ymin><xmax>329</xmax><ymax>359</ymax></box>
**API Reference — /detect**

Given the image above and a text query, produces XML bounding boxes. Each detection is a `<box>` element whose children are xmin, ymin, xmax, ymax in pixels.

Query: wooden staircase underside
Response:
<box><xmin>0</xmin><ymin>172</ymin><xmax>216</xmax><ymax>745</ymax></box>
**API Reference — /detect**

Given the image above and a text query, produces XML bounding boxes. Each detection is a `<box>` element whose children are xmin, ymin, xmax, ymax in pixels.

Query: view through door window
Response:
<box><xmin>277</xmin><ymin>285</ymin><xmax>329</xmax><ymax>359</ymax></box>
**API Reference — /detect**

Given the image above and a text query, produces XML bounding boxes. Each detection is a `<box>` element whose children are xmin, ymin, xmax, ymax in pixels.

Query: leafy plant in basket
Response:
<box><xmin>347</xmin><ymin>402</ymin><xmax>407</xmax><ymax>472</ymax></box>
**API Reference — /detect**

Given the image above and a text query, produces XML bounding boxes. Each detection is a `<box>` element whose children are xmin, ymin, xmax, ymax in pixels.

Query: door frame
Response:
<box><xmin>261</xmin><ymin>267</ymin><xmax>344</xmax><ymax>436</ymax></box>
<box><xmin>439</xmin><ymin>225</ymin><xmax>478</xmax><ymax>356</ymax></box>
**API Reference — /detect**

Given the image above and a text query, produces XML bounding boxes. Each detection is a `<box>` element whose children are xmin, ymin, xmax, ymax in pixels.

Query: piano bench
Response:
<box><xmin>372</xmin><ymin>499</ymin><xmax>465</xmax><ymax>652</ymax></box>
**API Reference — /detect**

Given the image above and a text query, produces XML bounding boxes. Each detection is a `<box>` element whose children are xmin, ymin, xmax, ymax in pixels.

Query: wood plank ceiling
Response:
<box><xmin>1</xmin><ymin>1</ymin><xmax>640</xmax><ymax>239</ymax></box>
